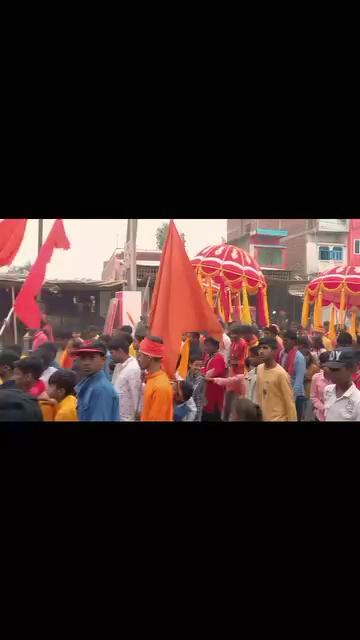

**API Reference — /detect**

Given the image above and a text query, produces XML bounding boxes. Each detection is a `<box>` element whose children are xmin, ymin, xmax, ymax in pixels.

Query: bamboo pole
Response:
<box><xmin>0</xmin><ymin>306</ymin><xmax>14</xmax><ymax>338</ymax></box>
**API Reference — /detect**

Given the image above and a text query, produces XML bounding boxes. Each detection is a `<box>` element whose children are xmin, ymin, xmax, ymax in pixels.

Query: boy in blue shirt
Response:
<box><xmin>71</xmin><ymin>341</ymin><xmax>120</xmax><ymax>422</ymax></box>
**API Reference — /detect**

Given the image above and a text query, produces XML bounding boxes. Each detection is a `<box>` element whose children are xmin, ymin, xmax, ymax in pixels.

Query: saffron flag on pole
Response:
<box><xmin>0</xmin><ymin>219</ymin><xmax>27</xmax><ymax>266</ymax></box>
<box><xmin>14</xmin><ymin>219</ymin><xmax>70</xmax><ymax>329</ymax></box>
<box><xmin>150</xmin><ymin>220</ymin><xmax>222</xmax><ymax>378</ymax></box>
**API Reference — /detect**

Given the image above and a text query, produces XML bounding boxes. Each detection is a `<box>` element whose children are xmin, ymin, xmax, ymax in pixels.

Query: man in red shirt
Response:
<box><xmin>201</xmin><ymin>337</ymin><xmax>226</xmax><ymax>422</ymax></box>
<box><xmin>229</xmin><ymin>323</ymin><xmax>247</xmax><ymax>376</ymax></box>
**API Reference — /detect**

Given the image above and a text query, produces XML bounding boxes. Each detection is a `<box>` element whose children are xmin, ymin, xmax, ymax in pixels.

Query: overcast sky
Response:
<box><xmin>12</xmin><ymin>218</ymin><xmax>227</xmax><ymax>280</ymax></box>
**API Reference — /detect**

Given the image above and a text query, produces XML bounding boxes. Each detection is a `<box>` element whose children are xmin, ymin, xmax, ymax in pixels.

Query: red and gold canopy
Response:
<box><xmin>191</xmin><ymin>243</ymin><xmax>269</xmax><ymax>326</ymax></box>
<box><xmin>305</xmin><ymin>265</ymin><xmax>360</xmax><ymax>308</ymax></box>
<box><xmin>192</xmin><ymin>243</ymin><xmax>267</xmax><ymax>293</ymax></box>
<box><xmin>301</xmin><ymin>265</ymin><xmax>360</xmax><ymax>338</ymax></box>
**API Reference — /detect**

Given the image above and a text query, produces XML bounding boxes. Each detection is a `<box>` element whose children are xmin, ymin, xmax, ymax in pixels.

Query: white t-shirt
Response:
<box><xmin>220</xmin><ymin>333</ymin><xmax>231</xmax><ymax>367</ymax></box>
<box><xmin>324</xmin><ymin>383</ymin><xmax>360</xmax><ymax>422</ymax></box>
<box><xmin>112</xmin><ymin>357</ymin><xmax>142</xmax><ymax>422</ymax></box>
<box><xmin>40</xmin><ymin>366</ymin><xmax>58</xmax><ymax>389</ymax></box>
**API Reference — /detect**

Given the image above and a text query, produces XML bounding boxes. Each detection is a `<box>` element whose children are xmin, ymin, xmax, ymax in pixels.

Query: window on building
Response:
<box><xmin>319</xmin><ymin>246</ymin><xmax>331</xmax><ymax>260</ymax></box>
<box><xmin>257</xmin><ymin>248</ymin><xmax>282</xmax><ymax>266</ymax></box>
<box><xmin>318</xmin><ymin>246</ymin><xmax>343</xmax><ymax>261</ymax></box>
<box><xmin>332</xmin><ymin>247</ymin><xmax>343</xmax><ymax>261</ymax></box>
<box><xmin>354</xmin><ymin>239</ymin><xmax>360</xmax><ymax>255</ymax></box>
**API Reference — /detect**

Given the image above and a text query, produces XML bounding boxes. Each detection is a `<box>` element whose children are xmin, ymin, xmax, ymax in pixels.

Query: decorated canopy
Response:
<box><xmin>191</xmin><ymin>243</ymin><xmax>270</xmax><ymax>326</ymax></box>
<box><xmin>301</xmin><ymin>265</ymin><xmax>360</xmax><ymax>340</ymax></box>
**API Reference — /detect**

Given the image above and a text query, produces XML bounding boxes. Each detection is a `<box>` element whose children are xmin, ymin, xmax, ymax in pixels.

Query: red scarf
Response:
<box><xmin>29</xmin><ymin>380</ymin><xmax>46</xmax><ymax>398</ymax></box>
<box><xmin>283</xmin><ymin>346</ymin><xmax>298</xmax><ymax>377</ymax></box>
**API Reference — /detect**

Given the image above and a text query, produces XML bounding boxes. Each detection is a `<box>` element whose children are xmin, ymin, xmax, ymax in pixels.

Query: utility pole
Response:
<box><xmin>125</xmin><ymin>219</ymin><xmax>138</xmax><ymax>291</ymax></box>
<box><xmin>38</xmin><ymin>219</ymin><xmax>44</xmax><ymax>255</ymax></box>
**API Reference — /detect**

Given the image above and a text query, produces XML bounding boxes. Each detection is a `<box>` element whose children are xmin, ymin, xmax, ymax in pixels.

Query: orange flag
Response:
<box><xmin>150</xmin><ymin>220</ymin><xmax>222</xmax><ymax>377</ymax></box>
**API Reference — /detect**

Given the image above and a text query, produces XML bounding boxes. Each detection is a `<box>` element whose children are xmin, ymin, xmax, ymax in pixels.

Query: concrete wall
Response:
<box><xmin>284</xmin><ymin>233</ymin><xmax>308</xmax><ymax>275</ymax></box>
<box><xmin>318</xmin><ymin>219</ymin><xmax>349</xmax><ymax>232</ymax></box>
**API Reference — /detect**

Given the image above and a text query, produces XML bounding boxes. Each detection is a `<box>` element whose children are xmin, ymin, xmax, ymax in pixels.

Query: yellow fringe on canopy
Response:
<box><xmin>350</xmin><ymin>309</ymin><xmax>357</xmax><ymax>341</ymax></box>
<box><xmin>205</xmin><ymin>279</ymin><xmax>214</xmax><ymax>309</ymax></box>
<box><xmin>263</xmin><ymin>286</ymin><xmax>270</xmax><ymax>327</ymax></box>
<box><xmin>197</xmin><ymin>267</ymin><xmax>203</xmax><ymax>290</ymax></box>
<box><xmin>177</xmin><ymin>337</ymin><xmax>191</xmax><ymax>379</ymax></box>
<box><xmin>228</xmin><ymin>289</ymin><xmax>233</xmax><ymax>323</ymax></box>
<box><xmin>238</xmin><ymin>291</ymin><xmax>242</xmax><ymax>322</ymax></box>
<box><xmin>301</xmin><ymin>288</ymin><xmax>310</xmax><ymax>329</ymax></box>
<box><xmin>217</xmin><ymin>295</ymin><xmax>225</xmax><ymax>322</ymax></box>
<box><xmin>242</xmin><ymin>281</ymin><xmax>252</xmax><ymax>325</ymax></box>
<box><xmin>329</xmin><ymin>304</ymin><xmax>336</xmax><ymax>345</ymax></box>
<box><xmin>339</xmin><ymin>284</ymin><xmax>346</xmax><ymax>328</ymax></box>
<box><xmin>313</xmin><ymin>285</ymin><xmax>323</xmax><ymax>332</ymax></box>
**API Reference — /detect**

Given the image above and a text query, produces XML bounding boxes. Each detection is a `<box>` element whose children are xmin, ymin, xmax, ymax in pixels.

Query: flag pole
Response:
<box><xmin>0</xmin><ymin>306</ymin><xmax>14</xmax><ymax>338</ymax></box>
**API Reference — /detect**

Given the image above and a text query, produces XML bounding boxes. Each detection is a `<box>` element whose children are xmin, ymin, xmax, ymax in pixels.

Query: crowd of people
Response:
<box><xmin>1</xmin><ymin>314</ymin><xmax>360</xmax><ymax>423</ymax></box>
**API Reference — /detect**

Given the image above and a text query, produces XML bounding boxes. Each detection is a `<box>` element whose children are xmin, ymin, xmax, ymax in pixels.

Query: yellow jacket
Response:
<box><xmin>55</xmin><ymin>395</ymin><xmax>78</xmax><ymax>422</ymax></box>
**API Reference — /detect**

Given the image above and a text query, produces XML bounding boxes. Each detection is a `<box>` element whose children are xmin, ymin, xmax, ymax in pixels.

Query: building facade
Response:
<box><xmin>227</xmin><ymin>217</ymin><xmax>352</xmax><ymax>324</ymax></box>
<box><xmin>227</xmin><ymin>219</ymin><xmax>299</xmax><ymax>321</ymax></box>
<box><xmin>227</xmin><ymin>219</ymin><xmax>290</xmax><ymax>276</ymax></box>
<box><xmin>280</xmin><ymin>218</ymin><xmax>349</xmax><ymax>278</ymax></box>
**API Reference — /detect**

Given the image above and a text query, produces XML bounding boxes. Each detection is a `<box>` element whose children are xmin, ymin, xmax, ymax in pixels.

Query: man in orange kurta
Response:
<box><xmin>138</xmin><ymin>336</ymin><xmax>174</xmax><ymax>422</ymax></box>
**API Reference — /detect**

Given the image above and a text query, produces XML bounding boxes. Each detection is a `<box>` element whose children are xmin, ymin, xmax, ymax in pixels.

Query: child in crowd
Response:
<box><xmin>48</xmin><ymin>370</ymin><xmax>78</xmax><ymax>422</ymax></box>
<box><xmin>13</xmin><ymin>357</ymin><xmax>55</xmax><ymax>421</ymax></box>
<box><xmin>173</xmin><ymin>380</ymin><xmax>197</xmax><ymax>422</ymax></box>
<box><xmin>0</xmin><ymin>351</ymin><xmax>18</xmax><ymax>390</ymax></box>
<box><xmin>310</xmin><ymin>351</ymin><xmax>331</xmax><ymax>421</ymax></box>
<box><xmin>230</xmin><ymin>397</ymin><xmax>263</xmax><ymax>422</ymax></box>
<box><xmin>186</xmin><ymin>356</ymin><xmax>205</xmax><ymax>422</ymax></box>
<box><xmin>257</xmin><ymin>338</ymin><xmax>297</xmax><ymax>422</ymax></box>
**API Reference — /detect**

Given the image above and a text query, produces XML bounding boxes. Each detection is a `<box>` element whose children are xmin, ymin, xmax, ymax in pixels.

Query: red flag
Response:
<box><xmin>0</xmin><ymin>219</ymin><xmax>27</xmax><ymax>266</ymax></box>
<box><xmin>14</xmin><ymin>219</ymin><xmax>70</xmax><ymax>329</ymax></box>
<box><xmin>150</xmin><ymin>220</ymin><xmax>222</xmax><ymax>377</ymax></box>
